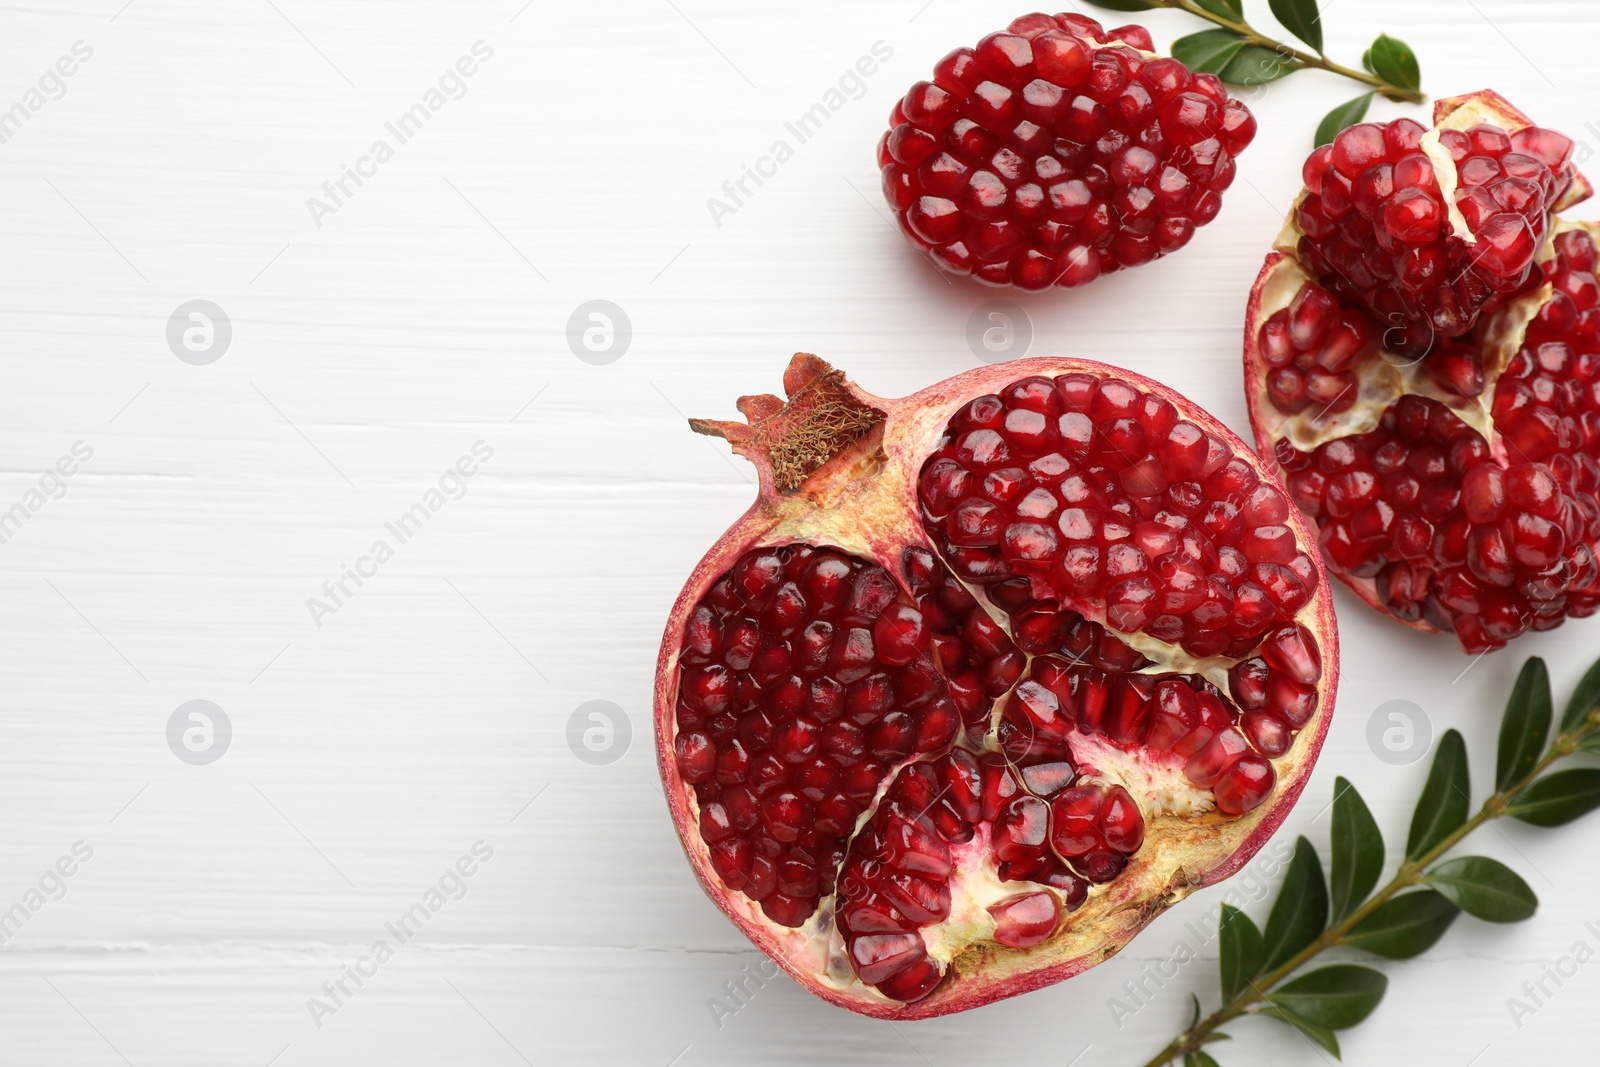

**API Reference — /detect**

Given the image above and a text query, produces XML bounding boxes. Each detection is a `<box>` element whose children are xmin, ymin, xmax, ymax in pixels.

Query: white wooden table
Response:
<box><xmin>1</xmin><ymin>1</ymin><xmax>1595</xmax><ymax>1063</ymax></box>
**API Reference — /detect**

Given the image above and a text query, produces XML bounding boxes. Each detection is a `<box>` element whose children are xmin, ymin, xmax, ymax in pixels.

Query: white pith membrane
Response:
<box><xmin>658</xmin><ymin>357</ymin><xmax>1336</xmax><ymax>1016</ymax></box>
<box><xmin>1246</xmin><ymin>90</ymin><xmax>1600</xmax><ymax>621</ymax></box>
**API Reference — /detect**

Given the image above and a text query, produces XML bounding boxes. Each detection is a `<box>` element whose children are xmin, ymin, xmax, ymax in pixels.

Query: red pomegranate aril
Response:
<box><xmin>876</xmin><ymin>958</ymin><xmax>945</xmax><ymax>1002</ymax></box>
<box><xmin>1241</xmin><ymin>709</ymin><xmax>1292</xmax><ymax>757</ymax></box>
<box><xmin>988</xmin><ymin>890</ymin><xmax>1062</xmax><ymax>947</ymax></box>
<box><xmin>663</xmin><ymin>355</ymin><xmax>1334</xmax><ymax>1017</ymax></box>
<box><xmin>1100</xmin><ymin>785</ymin><xmax>1145</xmax><ymax>852</ymax></box>
<box><xmin>995</xmin><ymin>795</ymin><xmax>1050</xmax><ymax>860</ymax></box>
<box><xmin>1048</xmin><ymin>786</ymin><xmax>1102</xmax><ymax>856</ymax></box>
<box><xmin>1260</xmin><ymin>624</ymin><xmax>1322</xmax><ymax>684</ymax></box>
<box><xmin>1186</xmin><ymin>727</ymin><xmax>1249</xmax><ymax>789</ymax></box>
<box><xmin>1214</xmin><ymin>755</ymin><xmax>1276</xmax><ymax>814</ymax></box>
<box><xmin>852</xmin><ymin>933</ymin><xmax>927</xmax><ymax>984</ymax></box>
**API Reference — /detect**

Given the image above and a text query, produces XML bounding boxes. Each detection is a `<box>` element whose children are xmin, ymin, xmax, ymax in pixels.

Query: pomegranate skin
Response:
<box><xmin>1244</xmin><ymin>89</ymin><xmax>1600</xmax><ymax>653</ymax></box>
<box><xmin>656</xmin><ymin>355</ymin><xmax>1339</xmax><ymax>1019</ymax></box>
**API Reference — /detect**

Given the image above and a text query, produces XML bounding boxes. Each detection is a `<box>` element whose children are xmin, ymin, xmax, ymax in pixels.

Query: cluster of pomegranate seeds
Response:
<box><xmin>918</xmin><ymin>373</ymin><xmax>1317</xmax><ymax>659</ymax></box>
<box><xmin>1266</xmin><ymin>225</ymin><xmax>1600</xmax><ymax>652</ymax></box>
<box><xmin>1296</xmin><ymin>118</ymin><xmax>1575</xmax><ymax>352</ymax></box>
<box><xmin>903</xmin><ymin>545</ymin><xmax>1024</xmax><ymax>743</ymax></box>
<box><xmin>674</xmin><ymin>545</ymin><xmax>959</xmax><ymax>928</ymax></box>
<box><xmin>1278</xmin><ymin>407</ymin><xmax>1600</xmax><ymax>653</ymax></box>
<box><xmin>1000</xmin><ymin>640</ymin><xmax>1301</xmax><ymax>820</ymax></box>
<box><xmin>1258</xmin><ymin>281</ymin><xmax>1379</xmax><ymax>418</ymax></box>
<box><xmin>838</xmin><ymin>753</ymin><xmax>975</xmax><ymax>999</ymax></box>
<box><xmin>879</xmin><ymin>11</ymin><xmax>1255</xmax><ymax>289</ymax></box>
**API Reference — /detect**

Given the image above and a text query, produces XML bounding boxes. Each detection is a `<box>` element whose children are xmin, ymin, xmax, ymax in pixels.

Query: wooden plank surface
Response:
<box><xmin>0</xmin><ymin>1</ymin><xmax>1596</xmax><ymax>1063</ymax></box>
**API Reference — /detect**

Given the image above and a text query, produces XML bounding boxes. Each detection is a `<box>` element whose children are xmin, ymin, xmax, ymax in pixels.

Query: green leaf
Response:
<box><xmin>1314</xmin><ymin>94</ymin><xmax>1374</xmax><ymax>148</ymax></box>
<box><xmin>1261</xmin><ymin>837</ymin><xmax>1328</xmax><ymax>972</ymax></box>
<box><xmin>1406</xmin><ymin>729</ymin><xmax>1470</xmax><ymax>862</ymax></box>
<box><xmin>1329</xmin><ymin>777</ymin><xmax>1384</xmax><ymax>923</ymax></box>
<box><xmin>1579</xmin><ymin>732</ymin><xmax>1600</xmax><ymax>755</ymax></box>
<box><xmin>1171</xmin><ymin>29</ymin><xmax>1248</xmax><ymax>75</ymax></box>
<box><xmin>1560</xmin><ymin>654</ymin><xmax>1600</xmax><ymax>733</ymax></box>
<box><xmin>1367</xmin><ymin>33</ymin><xmax>1421</xmax><ymax>92</ymax></box>
<box><xmin>1194</xmin><ymin>0</ymin><xmax>1245</xmax><ymax>19</ymax></box>
<box><xmin>1219</xmin><ymin>44</ymin><xmax>1302</xmax><ymax>86</ymax></box>
<box><xmin>1270</xmin><ymin>965</ymin><xmax>1388</xmax><ymax>1030</ymax></box>
<box><xmin>1507</xmin><ymin>768</ymin><xmax>1600</xmax><ymax>827</ymax></box>
<box><xmin>1255</xmin><ymin>1006</ymin><xmax>1341</xmax><ymax>1056</ymax></box>
<box><xmin>1343</xmin><ymin>891</ymin><xmax>1460</xmax><ymax>959</ymax></box>
<box><xmin>1219</xmin><ymin>904</ymin><xmax>1265</xmax><ymax>1001</ymax></box>
<box><xmin>1184</xmin><ymin>1052</ymin><xmax>1222</xmax><ymax>1067</ymax></box>
<box><xmin>1269</xmin><ymin>0</ymin><xmax>1323</xmax><ymax>52</ymax></box>
<box><xmin>1079</xmin><ymin>0</ymin><xmax>1161</xmax><ymax>10</ymax></box>
<box><xmin>1497</xmin><ymin>658</ymin><xmax>1552</xmax><ymax>792</ymax></box>
<box><xmin>1425</xmin><ymin>856</ymin><xmax>1537</xmax><ymax>922</ymax></box>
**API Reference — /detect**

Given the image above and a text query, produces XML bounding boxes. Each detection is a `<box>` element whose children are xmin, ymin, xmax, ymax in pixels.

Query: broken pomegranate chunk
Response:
<box><xmin>878</xmin><ymin>12</ymin><xmax>1255</xmax><ymax>289</ymax></box>
<box><xmin>1246</xmin><ymin>90</ymin><xmax>1600</xmax><ymax>653</ymax></box>
<box><xmin>658</xmin><ymin>355</ymin><xmax>1337</xmax><ymax>1017</ymax></box>
<box><xmin>1296</xmin><ymin>111</ymin><xmax>1575</xmax><ymax>351</ymax></box>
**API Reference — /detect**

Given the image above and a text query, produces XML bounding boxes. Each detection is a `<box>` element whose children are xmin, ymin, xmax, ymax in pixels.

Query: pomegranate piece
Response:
<box><xmin>659</xmin><ymin>354</ymin><xmax>1337</xmax><ymax>1018</ymax></box>
<box><xmin>1245</xmin><ymin>90</ymin><xmax>1600</xmax><ymax>653</ymax></box>
<box><xmin>879</xmin><ymin>13</ymin><xmax>1255</xmax><ymax>290</ymax></box>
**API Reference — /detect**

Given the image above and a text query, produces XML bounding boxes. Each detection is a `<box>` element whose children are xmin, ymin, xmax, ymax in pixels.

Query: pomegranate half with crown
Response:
<box><xmin>656</xmin><ymin>354</ymin><xmax>1337</xmax><ymax>1017</ymax></box>
<box><xmin>1245</xmin><ymin>90</ymin><xmax>1600</xmax><ymax>653</ymax></box>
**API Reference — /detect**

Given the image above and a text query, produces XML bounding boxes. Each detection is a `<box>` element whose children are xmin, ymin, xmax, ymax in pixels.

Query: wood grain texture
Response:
<box><xmin>0</xmin><ymin>0</ymin><xmax>1595</xmax><ymax>1063</ymax></box>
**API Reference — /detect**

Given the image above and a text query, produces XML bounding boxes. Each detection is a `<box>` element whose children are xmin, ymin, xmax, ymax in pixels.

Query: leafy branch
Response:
<box><xmin>1140</xmin><ymin>655</ymin><xmax>1600</xmax><ymax>1066</ymax></box>
<box><xmin>1084</xmin><ymin>0</ymin><xmax>1424</xmax><ymax>144</ymax></box>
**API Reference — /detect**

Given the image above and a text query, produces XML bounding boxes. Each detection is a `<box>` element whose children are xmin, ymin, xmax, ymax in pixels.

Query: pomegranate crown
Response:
<box><xmin>689</xmin><ymin>354</ymin><xmax>885</xmax><ymax>493</ymax></box>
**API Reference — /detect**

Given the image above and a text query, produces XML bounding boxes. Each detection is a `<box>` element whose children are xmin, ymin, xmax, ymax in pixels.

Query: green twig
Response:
<box><xmin>1138</xmin><ymin>702</ymin><xmax>1600</xmax><ymax>1067</ymax></box>
<box><xmin>1153</xmin><ymin>0</ymin><xmax>1425</xmax><ymax>103</ymax></box>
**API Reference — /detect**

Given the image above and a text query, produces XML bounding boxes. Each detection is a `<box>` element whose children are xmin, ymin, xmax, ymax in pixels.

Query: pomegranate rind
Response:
<box><xmin>656</xmin><ymin>356</ymin><xmax>1339</xmax><ymax>1019</ymax></box>
<box><xmin>1242</xmin><ymin>89</ymin><xmax>1598</xmax><ymax>638</ymax></box>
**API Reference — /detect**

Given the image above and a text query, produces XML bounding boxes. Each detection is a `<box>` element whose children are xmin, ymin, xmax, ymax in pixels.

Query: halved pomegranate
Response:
<box><xmin>656</xmin><ymin>355</ymin><xmax>1337</xmax><ymax>1017</ymax></box>
<box><xmin>1246</xmin><ymin>90</ymin><xmax>1600</xmax><ymax>653</ymax></box>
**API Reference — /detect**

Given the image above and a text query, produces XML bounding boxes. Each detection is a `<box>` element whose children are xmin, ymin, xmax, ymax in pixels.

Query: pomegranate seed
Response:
<box><xmin>1048</xmin><ymin>786</ymin><xmax>1102</xmax><ymax>856</ymax></box>
<box><xmin>1214</xmin><ymin>755</ymin><xmax>1276</xmax><ymax>814</ymax></box>
<box><xmin>988</xmin><ymin>890</ymin><xmax>1063</xmax><ymax>947</ymax></box>
<box><xmin>1100</xmin><ymin>785</ymin><xmax>1145</xmax><ymax>852</ymax></box>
